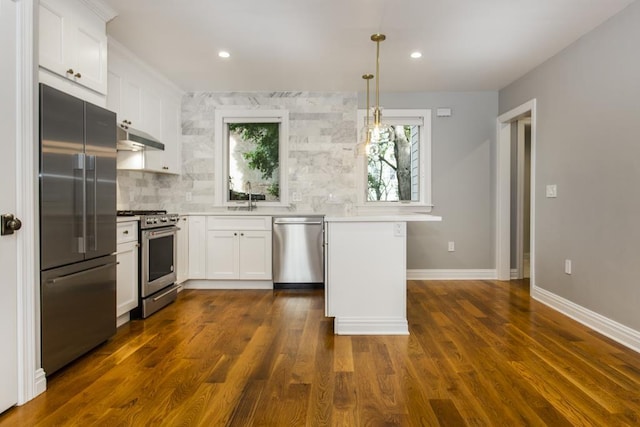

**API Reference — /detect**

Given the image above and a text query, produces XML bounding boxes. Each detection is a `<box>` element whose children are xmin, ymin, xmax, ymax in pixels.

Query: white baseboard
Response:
<box><xmin>407</xmin><ymin>269</ymin><xmax>497</xmax><ymax>280</ymax></box>
<box><xmin>334</xmin><ymin>317</ymin><xmax>409</xmax><ymax>335</ymax></box>
<box><xmin>116</xmin><ymin>313</ymin><xmax>130</xmax><ymax>328</ymax></box>
<box><xmin>184</xmin><ymin>279</ymin><xmax>273</xmax><ymax>290</ymax></box>
<box><xmin>532</xmin><ymin>286</ymin><xmax>640</xmax><ymax>354</ymax></box>
<box><xmin>34</xmin><ymin>369</ymin><xmax>46</xmax><ymax>398</ymax></box>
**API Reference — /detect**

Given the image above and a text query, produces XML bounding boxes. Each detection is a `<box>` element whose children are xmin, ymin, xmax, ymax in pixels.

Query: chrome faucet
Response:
<box><xmin>246</xmin><ymin>181</ymin><xmax>255</xmax><ymax>211</ymax></box>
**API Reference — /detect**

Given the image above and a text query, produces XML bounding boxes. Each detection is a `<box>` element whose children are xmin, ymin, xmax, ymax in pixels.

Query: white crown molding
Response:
<box><xmin>333</xmin><ymin>317</ymin><xmax>409</xmax><ymax>335</ymax></box>
<box><xmin>407</xmin><ymin>269</ymin><xmax>497</xmax><ymax>280</ymax></box>
<box><xmin>532</xmin><ymin>286</ymin><xmax>640</xmax><ymax>354</ymax></box>
<box><xmin>79</xmin><ymin>0</ymin><xmax>118</xmax><ymax>22</ymax></box>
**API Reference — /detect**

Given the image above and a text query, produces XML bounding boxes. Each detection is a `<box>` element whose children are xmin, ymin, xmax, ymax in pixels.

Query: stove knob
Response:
<box><xmin>161</xmin><ymin>217</ymin><xmax>168</xmax><ymax>222</ymax></box>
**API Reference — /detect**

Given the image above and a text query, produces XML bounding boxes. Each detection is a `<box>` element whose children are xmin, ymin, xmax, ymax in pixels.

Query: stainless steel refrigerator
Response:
<box><xmin>39</xmin><ymin>84</ymin><xmax>117</xmax><ymax>375</ymax></box>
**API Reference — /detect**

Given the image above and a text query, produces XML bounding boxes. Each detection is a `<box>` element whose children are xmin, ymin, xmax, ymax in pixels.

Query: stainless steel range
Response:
<box><xmin>117</xmin><ymin>210</ymin><xmax>180</xmax><ymax>318</ymax></box>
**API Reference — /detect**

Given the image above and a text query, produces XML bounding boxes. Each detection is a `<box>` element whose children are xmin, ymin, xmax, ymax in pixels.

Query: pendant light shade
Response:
<box><xmin>364</xmin><ymin>34</ymin><xmax>392</xmax><ymax>152</ymax></box>
<box><xmin>355</xmin><ymin>74</ymin><xmax>374</xmax><ymax>157</ymax></box>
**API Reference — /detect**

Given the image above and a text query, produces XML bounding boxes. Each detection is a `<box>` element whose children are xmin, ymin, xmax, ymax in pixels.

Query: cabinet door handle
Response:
<box><xmin>74</xmin><ymin>72</ymin><xmax>82</xmax><ymax>78</ymax></box>
<box><xmin>123</xmin><ymin>230</ymin><xmax>129</xmax><ymax>234</ymax></box>
<box><xmin>66</xmin><ymin>68</ymin><xmax>74</xmax><ymax>75</ymax></box>
<box><xmin>162</xmin><ymin>166</ymin><xmax>169</xmax><ymax>170</ymax></box>
<box><xmin>240</xmin><ymin>233</ymin><xmax>244</xmax><ymax>236</ymax></box>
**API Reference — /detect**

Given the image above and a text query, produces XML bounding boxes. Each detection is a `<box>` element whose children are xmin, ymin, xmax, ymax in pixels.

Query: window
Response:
<box><xmin>215</xmin><ymin>110</ymin><xmax>289</xmax><ymax>207</ymax></box>
<box><xmin>356</xmin><ymin>109</ymin><xmax>432</xmax><ymax>208</ymax></box>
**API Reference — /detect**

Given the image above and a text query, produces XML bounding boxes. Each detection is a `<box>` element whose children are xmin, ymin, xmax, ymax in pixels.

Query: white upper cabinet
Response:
<box><xmin>109</xmin><ymin>39</ymin><xmax>183</xmax><ymax>175</ymax></box>
<box><xmin>39</xmin><ymin>0</ymin><xmax>111</xmax><ymax>96</ymax></box>
<box><xmin>160</xmin><ymin>95</ymin><xmax>182</xmax><ymax>173</ymax></box>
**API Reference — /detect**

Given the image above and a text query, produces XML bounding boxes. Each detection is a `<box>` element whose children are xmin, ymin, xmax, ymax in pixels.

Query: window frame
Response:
<box><xmin>214</xmin><ymin>109</ymin><xmax>289</xmax><ymax>207</ymax></box>
<box><xmin>356</xmin><ymin>108</ymin><xmax>432</xmax><ymax>210</ymax></box>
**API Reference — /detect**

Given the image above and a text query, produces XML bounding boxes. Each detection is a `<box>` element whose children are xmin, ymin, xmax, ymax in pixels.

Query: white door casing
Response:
<box><xmin>496</xmin><ymin>99</ymin><xmax>536</xmax><ymax>285</ymax></box>
<box><xmin>0</xmin><ymin>0</ymin><xmax>20</xmax><ymax>412</ymax></box>
<box><xmin>3</xmin><ymin>0</ymin><xmax>43</xmax><ymax>408</ymax></box>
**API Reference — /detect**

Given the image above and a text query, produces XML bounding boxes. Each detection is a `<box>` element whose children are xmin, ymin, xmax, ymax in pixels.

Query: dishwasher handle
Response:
<box><xmin>273</xmin><ymin>217</ymin><xmax>324</xmax><ymax>225</ymax></box>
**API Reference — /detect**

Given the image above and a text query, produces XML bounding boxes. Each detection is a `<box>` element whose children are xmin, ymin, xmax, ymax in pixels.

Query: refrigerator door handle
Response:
<box><xmin>47</xmin><ymin>261</ymin><xmax>118</xmax><ymax>284</ymax></box>
<box><xmin>86</xmin><ymin>154</ymin><xmax>98</xmax><ymax>251</ymax></box>
<box><xmin>73</xmin><ymin>153</ymin><xmax>87</xmax><ymax>253</ymax></box>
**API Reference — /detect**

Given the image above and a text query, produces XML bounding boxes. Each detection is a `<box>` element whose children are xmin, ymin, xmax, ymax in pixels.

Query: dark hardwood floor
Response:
<box><xmin>2</xmin><ymin>280</ymin><xmax>640</xmax><ymax>426</ymax></box>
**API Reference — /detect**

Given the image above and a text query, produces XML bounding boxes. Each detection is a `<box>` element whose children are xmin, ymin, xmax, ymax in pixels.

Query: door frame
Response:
<box><xmin>15</xmin><ymin>0</ymin><xmax>46</xmax><ymax>404</ymax></box>
<box><xmin>496</xmin><ymin>99</ymin><xmax>536</xmax><ymax>285</ymax></box>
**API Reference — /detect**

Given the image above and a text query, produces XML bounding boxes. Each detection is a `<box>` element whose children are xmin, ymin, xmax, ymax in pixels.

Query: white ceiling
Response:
<box><xmin>103</xmin><ymin>0</ymin><xmax>636</xmax><ymax>92</ymax></box>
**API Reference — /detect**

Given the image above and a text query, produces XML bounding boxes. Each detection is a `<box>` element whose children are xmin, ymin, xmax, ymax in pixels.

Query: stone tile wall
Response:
<box><xmin>117</xmin><ymin>91</ymin><xmax>359</xmax><ymax>213</ymax></box>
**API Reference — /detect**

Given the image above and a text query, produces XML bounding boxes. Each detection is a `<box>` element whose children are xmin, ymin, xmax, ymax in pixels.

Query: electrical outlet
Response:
<box><xmin>393</xmin><ymin>222</ymin><xmax>405</xmax><ymax>237</ymax></box>
<box><xmin>448</xmin><ymin>241</ymin><xmax>455</xmax><ymax>252</ymax></box>
<box><xmin>565</xmin><ymin>259</ymin><xmax>572</xmax><ymax>275</ymax></box>
<box><xmin>546</xmin><ymin>184</ymin><xmax>557</xmax><ymax>198</ymax></box>
<box><xmin>292</xmin><ymin>192</ymin><xmax>302</xmax><ymax>202</ymax></box>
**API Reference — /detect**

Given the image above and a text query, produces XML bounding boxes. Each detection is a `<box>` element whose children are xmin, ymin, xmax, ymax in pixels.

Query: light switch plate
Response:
<box><xmin>546</xmin><ymin>185</ymin><xmax>557</xmax><ymax>198</ymax></box>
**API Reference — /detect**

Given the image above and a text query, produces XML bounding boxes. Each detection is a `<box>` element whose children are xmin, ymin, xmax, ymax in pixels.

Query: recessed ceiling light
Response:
<box><xmin>218</xmin><ymin>51</ymin><xmax>230</xmax><ymax>58</ymax></box>
<box><xmin>410</xmin><ymin>51</ymin><xmax>422</xmax><ymax>59</ymax></box>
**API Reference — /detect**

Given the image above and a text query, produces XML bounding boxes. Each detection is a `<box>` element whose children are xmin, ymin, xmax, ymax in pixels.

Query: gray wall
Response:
<box><xmin>369</xmin><ymin>92</ymin><xmax>498</xmax><ymax>269</ymax></box>
<box><xmin>500</xmin><ymin>1</ymin><xmax>640</xmax><ymax>330</ymax></box>
<box><xmin>118</xmin><ymin>91</ymin><xmax>499</xmax><ymax>271</ymax></box>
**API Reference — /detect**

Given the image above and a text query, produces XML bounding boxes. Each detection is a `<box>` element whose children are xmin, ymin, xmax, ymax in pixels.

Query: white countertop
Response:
<box><xmin>180</xmin><ymin>211</ymin><xmax>441</xmax><ymax>222</ymax></box>
<box><xmin>182</xmin><ymin>211</ymin><xmax>318</xmax><ymax>216</ymax></box>
<box><xmin>117</xmin><ymin>216</ymin><xmax>140</xmax><ymax>223</ymax></box>
<box><xmin>324</xmin><ymin>213</ymin><xmax>442</xmax><ymax>222</ymax></box>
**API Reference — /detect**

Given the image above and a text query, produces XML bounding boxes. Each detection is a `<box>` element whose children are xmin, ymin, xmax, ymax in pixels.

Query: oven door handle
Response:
<box><xmin>152</xmin><ymin>284</ymin><xmax>179</xmax><ymax>302</ymax></box>
<box><xmin>145</xmin><ymin>227</ymin><xmax>178</xmax><ymax>238</ymax></box>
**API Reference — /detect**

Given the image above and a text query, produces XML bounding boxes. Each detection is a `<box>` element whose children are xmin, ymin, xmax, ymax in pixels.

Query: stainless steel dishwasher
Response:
<box><xmin>272</xmin><ymin>216</ymin><xmax>324</xmax><ymax>288</ymax></box>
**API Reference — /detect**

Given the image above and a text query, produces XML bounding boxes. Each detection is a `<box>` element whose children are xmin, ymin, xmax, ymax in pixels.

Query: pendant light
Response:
<box><xmin>367</xmin><ymin>33</ymin><xmax>392</xmax><ymax>146</ymax></box>
<box><xmin>355</xmin><ymin>73</ymin><xmax>374</xmax><ymax>157</ymax></box>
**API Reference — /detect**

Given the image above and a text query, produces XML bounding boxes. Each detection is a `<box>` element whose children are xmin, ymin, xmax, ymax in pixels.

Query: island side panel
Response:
<box><xmin>326</xmin><ymin>221</ymin><xmax>408</xmax><ymax>334</ymax></box>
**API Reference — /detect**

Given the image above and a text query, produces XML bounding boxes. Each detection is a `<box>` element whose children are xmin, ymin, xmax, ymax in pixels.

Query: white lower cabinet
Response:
<box><xmin>176</xmin><ymin>215</ymin><xmax>189</xmax><ymax>284</ymax></box>
<box><xmin>206</xmin><ymin>230</ymin><xmax>272</xmax><ymax>280</ymax></box>
<box><xmin>116</xmin><ymin>221</ymin><xmax>139</xmax><ymax>324</ymax></box>
<box><xmin>186</xmin><ymin>215</ymin><xmax>272</xmax><ymax>282</ymax></box>
<box><xmin>325</xmin><ymin>220</ymin><xmax>409</xmax><ymax>335</ymax></box>
<box><xmin>187</xmin><ymin>216</ymin><xmax>207</xmax><ymax>279</ymax></box>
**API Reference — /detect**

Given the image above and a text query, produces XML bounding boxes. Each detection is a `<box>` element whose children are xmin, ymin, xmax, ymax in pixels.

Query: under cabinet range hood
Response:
<box><xmin>117</xmin><ymin>126</ymin><xmax>165</xmax><ymax>151</ymax></box>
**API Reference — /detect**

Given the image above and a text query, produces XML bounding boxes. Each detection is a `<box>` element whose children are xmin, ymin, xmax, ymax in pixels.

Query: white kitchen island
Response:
<box><xmin>324</xmin><ymin>213</ymin><xmax>442</xmax><ymax>335</ymax></box>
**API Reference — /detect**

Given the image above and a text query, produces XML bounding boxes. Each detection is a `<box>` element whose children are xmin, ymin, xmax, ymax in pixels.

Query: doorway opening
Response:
<box><xmin>496</xmin><ymin>99</ymin><xmax>536</xmax><ymax>286</ymax></box>
<box><xmin>512</xmin><ymin>118</ymin><xmax>531</xmax><ymax>280</ymax></box>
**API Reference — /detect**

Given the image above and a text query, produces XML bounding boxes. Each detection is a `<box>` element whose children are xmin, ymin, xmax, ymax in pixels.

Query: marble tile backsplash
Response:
<box><xmin>117</xmin><ymin>91</ymin><xmax>359</xmax><ymax>213</ymax></box>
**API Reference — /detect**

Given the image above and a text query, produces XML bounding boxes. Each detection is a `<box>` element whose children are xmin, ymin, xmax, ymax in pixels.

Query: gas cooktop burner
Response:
<box><xmin>117</xmin><ymin>210</ymin><xmax>167</xmax><ymax>216</ymax></box>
